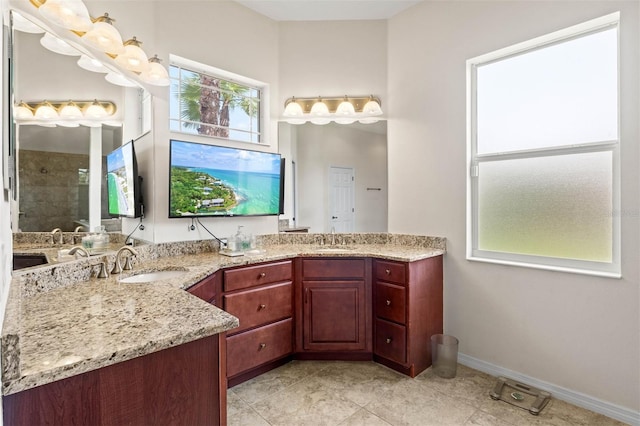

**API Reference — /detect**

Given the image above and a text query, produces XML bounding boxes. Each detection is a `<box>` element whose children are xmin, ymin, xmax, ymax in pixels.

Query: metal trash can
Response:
<box><xmin>431</xmin><ymin>334</ymin><xmax>459</xmax><ymax>378</ymax></box>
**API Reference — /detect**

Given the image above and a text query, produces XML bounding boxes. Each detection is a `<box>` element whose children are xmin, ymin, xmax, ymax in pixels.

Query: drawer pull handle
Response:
<box><xmin>386</xmin><ymin>338</ymin><xmax>392</xmax><ymax>344</ymax></box>
<box><xmin>385</xmin><ymin>269</ymin><xmax>391</xmax><ymax>275</ymax></box>
<box><xmin>259</xmin><ymin>272</ymin><xmax>266</xmax><ymax>278</ymax></box>
<box><xmin>259</xmin><ymin>343</ymin><xmax>266</xmax><ymax>350</ymax></box>
<box><xmin>259</xmin><ymin>304</ymin><xmax>267</xmax><ymax>310</ymax></box>
<box><xmin>386</xmin><ymin>300</ymin><xmax>391</xmax><ymax>306</ymax></box>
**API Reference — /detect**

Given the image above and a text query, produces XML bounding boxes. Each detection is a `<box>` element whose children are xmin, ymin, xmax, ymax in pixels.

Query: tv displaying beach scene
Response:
<box><xmin>107</xmin><ymin>142</ymin><xmax>139</xmax><ymax>217</ymax></box>
<box><xmin>169</xmin><ymin>140</ymin><xmax>282</xmax><ymax>217</ymax></box>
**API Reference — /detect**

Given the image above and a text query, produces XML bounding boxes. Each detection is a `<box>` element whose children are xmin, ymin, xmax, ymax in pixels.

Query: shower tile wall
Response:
<box><xmin>18</xmin><ymin>150</ymin><xmax>89</xmax><ymax>232</ymax></box>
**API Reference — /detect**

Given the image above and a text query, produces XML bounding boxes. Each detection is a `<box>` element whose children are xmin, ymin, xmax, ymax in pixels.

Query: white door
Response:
<box><xmin>329</xmin><ymin>166</ymin><xmax>355</xmax><ymax>232</ymax></box>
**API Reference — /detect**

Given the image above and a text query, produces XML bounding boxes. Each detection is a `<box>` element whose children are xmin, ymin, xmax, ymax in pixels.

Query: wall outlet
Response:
<box><xmin>219</xmin><ymin>238</ymin><xmax>228</xmax><ymax>250</ymax></box>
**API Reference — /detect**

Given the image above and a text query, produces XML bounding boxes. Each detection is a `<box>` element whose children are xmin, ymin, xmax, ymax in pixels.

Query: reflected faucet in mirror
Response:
<box><xmin>50</xmin><ymin>228</ymin><xmax>63</xmax><ymax>245</ymax></box>
<box><xmin>68</xmin><ymin>246</ymin><xmax>90</xmax><ymax>257</ymax></box>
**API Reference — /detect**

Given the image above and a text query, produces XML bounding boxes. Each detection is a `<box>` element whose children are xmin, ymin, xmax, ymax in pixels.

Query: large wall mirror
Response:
<box><xmin>10</xmin><ymin>10</ymin><xmax>149</xmax><ymax>234</ymax></box>
<box><xmin>278</xmin><ymin>121</ymin><xmax>388</xmax><ymax>233</ymax></box>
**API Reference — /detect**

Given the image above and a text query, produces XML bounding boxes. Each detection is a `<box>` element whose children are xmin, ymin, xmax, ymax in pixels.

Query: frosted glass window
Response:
<box><xmin>468</xmin><ymin>13</ymin><xmax>620</xmax><ymax>276</ymax></box>
<box><xmin>477</xmin><ymin>27</ymin><xmax>618</xmax><ymax>154</ymax></box>
<box><xmin>478</xmin><ymin>152</ymin><xmax>612</xmax><ymax>262</ymax></box>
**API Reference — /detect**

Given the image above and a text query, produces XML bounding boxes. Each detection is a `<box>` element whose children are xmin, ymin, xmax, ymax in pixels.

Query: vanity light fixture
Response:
<box><xmin>25</xmin><ymin>1</ymin><xmax>170</xmax><ymax>87</ymax></box>
<box><xmin>37</xmin><ymin>0</ymin><xmax>93</xmax><ymax>32</ymax></box>
<box><xmin>14</xmin><ymin>99</ymin><xmax>117</xmax><ymax>127</ymax></box>
<box><xmin>40</xmin><ymin>31</ymin><xmax>81</xmax><ymax>56</ymax></box>
<box><xmin>140</xmin><ymin>54</ymin><xmax>170</xmax><ymax>86</ymax></box>
<box><xmin>283</xmin><ymin>95</ymin><xmax>383</xmax><ymax>125</ymax></box>
<box><xmin>81</xmin><ymin>13</ymin><xmax>124</xmax><ymax>55</ymax></box>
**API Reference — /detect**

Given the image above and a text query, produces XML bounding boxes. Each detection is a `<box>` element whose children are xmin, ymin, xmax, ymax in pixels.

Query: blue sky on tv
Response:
<box><xmin>171</xmin><ymin>140</ymin><xmax>280</xmax><ymax>173</ymax></box>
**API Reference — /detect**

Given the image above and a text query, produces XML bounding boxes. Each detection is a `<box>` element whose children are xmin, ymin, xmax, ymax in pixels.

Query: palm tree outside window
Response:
<box><xmin>170</xmin><ymin>64</ymin><xmax>261</xmax><ymax>143</ymax></box>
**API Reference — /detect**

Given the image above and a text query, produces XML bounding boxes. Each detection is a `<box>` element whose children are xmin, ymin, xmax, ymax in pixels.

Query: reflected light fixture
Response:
<box><xmin>40</xmin><ymin>31</ymin><xmax>81</xmax><ymax>56</ymax></box>
<box><xmin>14</xmin><ymin>101</ymin><xmax>34</xmax><ymax>119</ymax></box>
<box><xmin>282</xmin><ymin>95</ymin><xmax>383</xmax><ymax>125</ymax></box>
<box><xmin>14</xmin><ymin>99</ymin><xmax>117</xmax><ymax>127</ymax></box>
<box><xmin>59</xmin><ymin>101</ymin><xmax>83</xmax><ymax>119</ymax></box>
<box><xmin>105</xmin><ymin>71</ymin><xmax>137</xmax><ymax>87</ymax></box>
<box><xmin>81</xmin><ymin>13</ymin><xmax>124</xmax><ymax>55</ymax></box>
<box><xmin>140</xmin><ymin>54</ymin><xmax>170</xmax><ymax>86</ymax></box>
<box><xmin>34</xmin><ymin>101</ymin><xmax>59</xmax><ymax>119</ymax></box>
<box><xmin>115</xmin><ymin>37</ymin><xmax>149</xmax><ymax>73</ymax></box>
<box><xmin>12</xmin><ymin>11</ymin><xmax>45</xmax><ymax>34</ymax></box>
<box><xmin>37</xmin><ymin>0</ymin><xmax>93</xmax><ymax>32</ymax></box>
<box><xmin>77</xmin><ymin>54</ymin><xmax>109</xmax><ymax>73</ymax></box>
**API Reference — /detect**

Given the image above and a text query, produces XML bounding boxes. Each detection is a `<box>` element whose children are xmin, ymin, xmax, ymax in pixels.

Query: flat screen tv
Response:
<box><xmin>106</xmin><ymin>141</ymin><xmax>144</xmax><ymax>218</ymax></box>
<box><xmin>169</xmin><ymin>139</ymin><xmax>283</xmax><ymax>218</ymax></box>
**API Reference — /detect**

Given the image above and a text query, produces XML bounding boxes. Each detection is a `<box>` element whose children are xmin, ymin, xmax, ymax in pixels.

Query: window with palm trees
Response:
<box><xmin>170</xmin><ymin>63</ymin><xmax>262</xmax><ymax>143</ymax></box>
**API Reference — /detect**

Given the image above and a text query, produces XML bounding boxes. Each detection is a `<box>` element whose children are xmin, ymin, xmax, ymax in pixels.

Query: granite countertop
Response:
<box><xmin>3</xmin><ymin>234</ymin><xmax>445</xmax><ymax>396</ymax></box>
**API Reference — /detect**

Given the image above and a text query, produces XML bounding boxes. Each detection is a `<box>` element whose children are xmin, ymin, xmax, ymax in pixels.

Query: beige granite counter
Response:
<box><xmin>3</xmin><ymin>233</ymin><xmax>445</xmax><ymax>396</ymax></box>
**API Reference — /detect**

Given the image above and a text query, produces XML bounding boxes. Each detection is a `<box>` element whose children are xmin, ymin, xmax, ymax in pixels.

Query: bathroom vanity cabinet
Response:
<box><xmin>297</xmin><ymin>258</ymin><xmax>372</xmax><ymax>354</ymax></box>
<box><xmin>3</xmin><ymin>335</ymin><xmax>225</xmax><ymax>426</ymax></box>
<box><xmin>373</xmin><ymin>257</ymin><xmax>443</xmax><ymax>377</ymax></box>
<box><xmin>221</xmin><ymin>260</ymin><xmax>294</xmax><ymax>386</ymax></box>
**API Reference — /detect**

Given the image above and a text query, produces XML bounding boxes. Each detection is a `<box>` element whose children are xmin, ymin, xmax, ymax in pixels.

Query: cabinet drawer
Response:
<box><xmin>227</xmin><ymin>318</ymin><xmax>293</xmax><ymax>378</ymax></box>
<box><xmin>224</xmin><ymin>282</ymin><xmax>293</xmax><ymax>334</ymax></box>
<box><xmin>302</xmin><ymin>258</ymin><xmax>365</xmax><ymax>279</ymax></box>
<box><xmin>374</xmin><ymin>260</ymin><xmax>406</xmax><ymax>285</ymax></box>
<box><xmin>224</xmin><ymin>260</ymin><xmax>292</xmax><ymax>292</ymax></box>
<box><xmin>187</xmin><ymin>273</ymin><xmax>218</xmax><ymax>303</ymax></box>
<box><xmin>374</xmin><ymin>318</ymin><xmax>406</xmax><ymax>365</ymax></box>
<box><xmin>375</xmin><ymin>282</ymin><xmax>406</xmax><ymax>324</ymax></box>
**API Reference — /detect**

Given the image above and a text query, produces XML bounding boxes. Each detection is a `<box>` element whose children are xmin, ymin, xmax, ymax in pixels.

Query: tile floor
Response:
<box><xmin>228</xmin><ymin>360</ymin><xmax>626</xmax><ymax>426</ymax></box>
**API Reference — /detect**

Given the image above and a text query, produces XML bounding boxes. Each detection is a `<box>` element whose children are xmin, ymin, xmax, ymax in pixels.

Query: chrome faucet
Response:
<box><xmin>111</xmin><ymin>246</ymin><xmax>139</xmax><ymax>274</ymax></box>
<box><xmin>68</xmin><ymin>246</ymin><xmax>90</xmax><ymax>257</ymax></box>
<box><xmin>74</xmin><ymin>225</ymin><xmax>86</xmax><ymax>232</ymax></box>
<box><xmin>51</xmin><ymin>228</ymin><xmax>63</xmax><ymax>245</ymax></box>
<box><xmin>330</xmin><ymin>226</ymin><xmax>336</xmax><ymax>246</ymax></box>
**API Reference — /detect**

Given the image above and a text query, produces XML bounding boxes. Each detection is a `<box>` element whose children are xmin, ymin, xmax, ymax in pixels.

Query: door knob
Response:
<box><xmin>259</xmin><ymin>343</ymin><xmax>266</xmax><ymax>350</ymax></box>
<box><xmin>386</xmin><ymin>338</ymin><xmax>392</xmax><ymax>344</ymax></box>
<box><xmin>259</xmin><ymin>304</ymin><xmax>267</xmax><ymax>310</ymax></box>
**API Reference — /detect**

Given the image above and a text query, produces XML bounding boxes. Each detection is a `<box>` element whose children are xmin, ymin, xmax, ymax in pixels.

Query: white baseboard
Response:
<box><xmin>458</xmin><ymin>353</ymin><xmax>640</xmax><ymax>426</ymax></box>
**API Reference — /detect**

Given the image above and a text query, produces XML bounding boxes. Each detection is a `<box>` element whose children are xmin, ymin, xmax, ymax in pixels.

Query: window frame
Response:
<box><xmin>466</xmin><ymin>12</ymin><xmax>621</xmax><ymax>278</ymax></box>
<box><xmin>169</xmin><ymin>54</ymin><xmax>270</xmax><ymax>145</ymax></box>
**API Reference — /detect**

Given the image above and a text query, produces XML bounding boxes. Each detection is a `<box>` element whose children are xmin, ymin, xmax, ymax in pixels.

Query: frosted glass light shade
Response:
<box><xmin>40</xmin><ymin>32</ymin><xmax>81</xmax><ymax>56</ymax></box>
<box><xmin>362</xmin><ymin>99</ymin><xmax>383</xmax><ymax>116</ymax></box>
<box><xmin>14</xmin><ymin>102</ymin><xmax>34</xmax><ymax>119</ymax></box>
<box><xmin>77</xmin><ymin>55</ymin><xmax>109</xmax><ymax>73</ymax></box>
<box><xmin>81</xmin><ymin>17</ymin><xmax>125</xmax><ymax>55</ymax></box>
<box><xmin>39</xmin><ymin>0</ymin><xmax>93</xmax><ymax>32</ymax></box>
<box><xmin>34</xmin><ymin>102</ymin><xmax>59</xmax><ymax>119</ymax></box>
<box><xmin>84</xmin><ymin>100</ymin><xmax>108</xmax><ymax>118</ymax></box>
<box><xmin>310</xmin><ymin>99</ymin><xmax>330</xmax><ymax>125</ymax></box>
<box><xmin>283</xmin><ymin>100</ymin><xmax>304</xmax><ymax>117</ymax></box>
<box><xmin>59</xmin><ymin>102</ymin><xmax>83</xmax><ymax>119</ymax></box>
<box><xmin>115</xmin><ymin>37</ymin><xmax>149</xmax><ymax>73</ymax></box>
<box><xmin>336</xmin><ymin>99</ymin><xmax>355</xmax><ymax>116</ymax></box>
<box><xmin>140</xmin><ymin>56</ymin><xmax>170</xmax><ymax>86</ymax></box>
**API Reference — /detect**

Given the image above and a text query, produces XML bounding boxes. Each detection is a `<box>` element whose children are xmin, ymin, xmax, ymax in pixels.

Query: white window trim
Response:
<box><xmin>466</xmin><ymin>12</ymin><xmax>621</xmax><ymax>278</ymax></box>
<box><xmin>170</xmin><ymin>54</ymin><xmax>271</xmax><ymax>146</ymax></box>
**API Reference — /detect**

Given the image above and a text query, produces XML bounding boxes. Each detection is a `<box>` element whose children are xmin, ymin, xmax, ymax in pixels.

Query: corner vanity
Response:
<box><xmin>2</xmin><ymin>233</ymin><xmax>444</xmax><ymax>425</ymax></box>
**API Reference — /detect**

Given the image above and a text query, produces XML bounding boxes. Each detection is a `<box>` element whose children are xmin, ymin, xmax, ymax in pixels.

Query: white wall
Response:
<box><xmin>295</xmin><ymin>122</ymin><xmax>387</xmax><ymax>233</ymax></box>
<box><xmin>388</xmin><ymin>0</ymin><xmax>639</xmax><ymax>416</ymax></box>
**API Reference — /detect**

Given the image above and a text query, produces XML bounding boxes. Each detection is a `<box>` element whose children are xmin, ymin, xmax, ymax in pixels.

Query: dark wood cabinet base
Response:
<box><xmin>3</xmin><ymin>335</ymin><xmax>226</xmax><ymax>426</ymax></box>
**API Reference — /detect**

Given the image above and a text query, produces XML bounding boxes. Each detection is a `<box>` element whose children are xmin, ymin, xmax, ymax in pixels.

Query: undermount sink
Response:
<box><xmin>315</xmin><ymin>246</ymin><xmax>355</xmax><ymax>252</ymax></box>
<box><xmin>119</xmin><ymin>270</ymin><xmax>185</xmax><ymax>283</ymax></box>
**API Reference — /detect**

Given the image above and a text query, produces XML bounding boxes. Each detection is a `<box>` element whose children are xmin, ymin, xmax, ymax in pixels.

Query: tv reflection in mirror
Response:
<box><xmin>169</xmin><ymin>139</ymin><xmax>282</xmax><ymax>218</ymax></box>
<box><xmin>106</xmin><ymin>141</ymin><xmax>144</xmax><ymax>218</ymax></box>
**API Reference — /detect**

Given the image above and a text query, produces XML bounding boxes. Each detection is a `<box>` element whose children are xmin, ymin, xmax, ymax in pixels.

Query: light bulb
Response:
<box><xmin>14</xmin><ymin>102</ymin><xmax>34</xmax><ymax>119</ymax></box>
<box><xmin>362</xmin><ymin>97</ymin><xmax>383</xmax><ymax>116</ymax></box>
<box><xmin>284</xmin><ymin>98</ymin><xmax>304</xmax><ymax>117</ymax></box>
<box><xmin>38</xmin><ymin>0</ymin><xmax>93</xmax><ymax>32</ymax></box>
<box><xmin>140</xmin><ymin>55</ymin><xmax>170</xmax><ymax>86</ymax></box>
<box><xmin>81</xmin><ymin>14</ymin><xmax>125</xmax><ymax>55</ymax></box>
<box><xmin>34</xmin><ymin>101</ymin><xmax>59</xmax><ymax>119</ymax></box>
<box><xmin>85</xmin><ymin>100</ymin><xmax>108</xmax><ymax>118</ymax></box>
<box><xmin>115</xmin><ymin>37</ymin><xmax>149</xmax><ymax>73</ymax></box>
<box><xmin>59</xmin><ymin>101</ymin><xmax>83</xmax><ymax>119</ymax></box>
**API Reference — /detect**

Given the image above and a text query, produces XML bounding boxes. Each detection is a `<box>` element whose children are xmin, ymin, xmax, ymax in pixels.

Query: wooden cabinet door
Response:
<box><xmin>302</xmin><ymin>280</ymin><xmax>367</xmax><ymax>351</ymax></box>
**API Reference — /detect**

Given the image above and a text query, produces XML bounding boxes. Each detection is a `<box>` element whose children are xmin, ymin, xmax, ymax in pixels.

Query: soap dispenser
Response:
<box><xmin>236</xmin><ymin>226</ymin><xmax>249</xmax><ymax>251</ymax></box>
